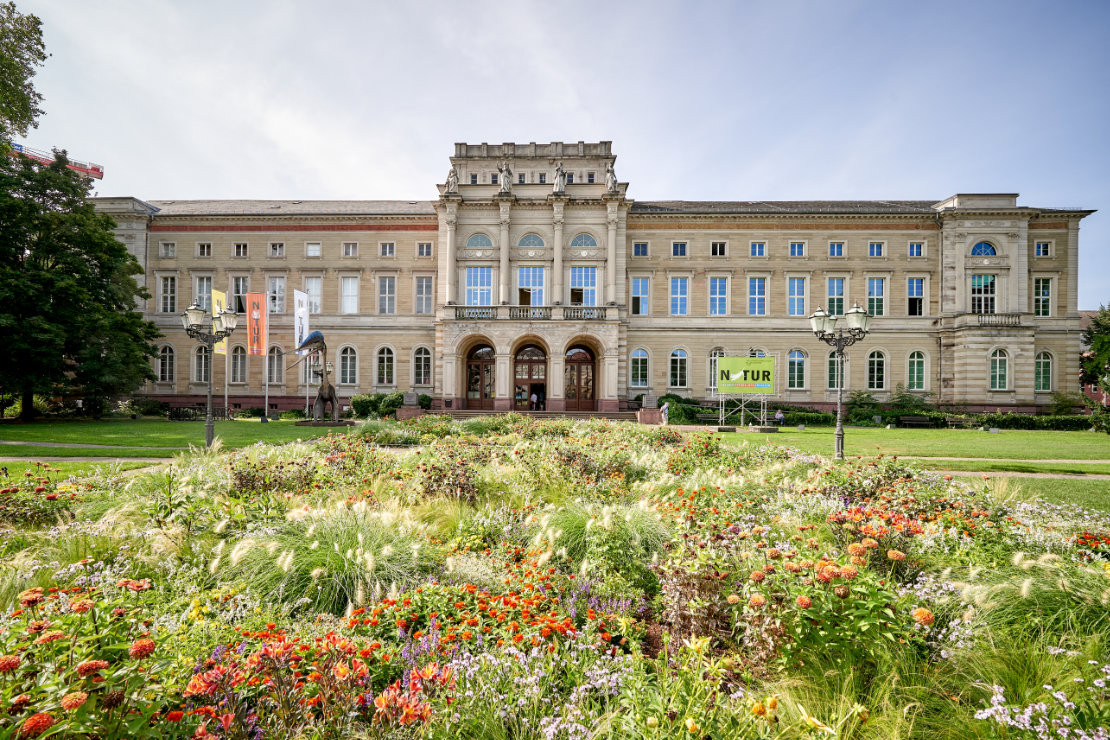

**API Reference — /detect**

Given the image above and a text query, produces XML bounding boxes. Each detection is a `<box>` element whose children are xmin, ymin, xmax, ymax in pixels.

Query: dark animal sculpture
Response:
<box><xmin>296</xmin><ymin>331</ymin><xmax>339</xmax><ymax>422</ymax></box>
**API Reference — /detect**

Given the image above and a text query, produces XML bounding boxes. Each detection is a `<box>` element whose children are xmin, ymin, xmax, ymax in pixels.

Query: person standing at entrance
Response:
<box><xmin>530</xmin><ymin>391</ymin><xmax>538</xmax><ymax>410</ymax></box>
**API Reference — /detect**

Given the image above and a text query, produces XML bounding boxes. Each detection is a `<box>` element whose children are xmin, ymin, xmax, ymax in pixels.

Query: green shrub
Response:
<box><xmin>241</xmin><ymin>406</ymin><xmax>265</xmax><ymax>418</ymax></box>
<box><xmin>418</xmin><ymin>393</ymin><xmax>433</xmax><ymax>410</ymax></box>
<box><xmin>355</xmin><ymin>419</ymin><xmax>421</xmax><ymax>446</ymax></box>
<box><xmin>350</xmin><ymin>393</ymin><xmax>380</xmax><ymax>418</ymax></box>
<box><xmin>132</xmin><ymin>397</ymin><xmax>168</xmax><ymax>416</ymax></box>
<box><xmin>976</xmin><ymin>412</ymin><xmax>1092</xmax><ymax>431</ymax></box>
<box><xmin>378</xmin><ymin>391</ymin><xmax>405</xmax><ymax>418</ymax></box>
<box><xmin>280</xmin><ymin>408</ymin><xmax>306</xmax><ymax>419</ymax></box>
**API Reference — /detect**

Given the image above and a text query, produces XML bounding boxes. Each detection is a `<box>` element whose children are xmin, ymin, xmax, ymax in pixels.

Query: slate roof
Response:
<box><xmin>147</xmin><ymin>200</ymin><xmax>437</xmax><ymax>216</ymax></box>
<box><xmin>630</xmin><ymin>200</ymin><xmax>940</xmax><ymax>215</ymax></box>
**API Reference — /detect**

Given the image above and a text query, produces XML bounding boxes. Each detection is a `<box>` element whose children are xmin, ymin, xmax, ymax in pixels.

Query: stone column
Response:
<box><xmin>494</xmin><ymin>351</ymin><xmax>512</xmax><ymax>411</ymax></box>
<box><xmin>499</xmin><ymin>200</ymin><xmax>511</xmax><ymax>305</ymax></box>
<box><xmin>599</xmin><ymin>351</ymin><xmax>619</xmax><ymax>412</ymax></box>
<box><xmin>445</xmin><ymin>207</ymin><xmax>458</xmax><ymax>304</ymax></box>
<box><xmin>1012</xmin><ymin>222</ymin><xmax>1029</xmax><ymax>314</ymax></box>
<box><xmin>552</xmin><ymin>199</ymin><xmax>565</xmax><ymax>305</ymax></box>
<box><xmin>606</xmin><ymin>202</ymin><xmax>618</xmax><ymax>304</ymax></box>
<box><xmin>548</xmin><ymin>352</ymin><xmax>566</xmax><ymax>411</ymax></box>
<box><xmin>1067</xmin><ymin>220</ymin><xmax>1080</xmax><ymax>316</ymax></box>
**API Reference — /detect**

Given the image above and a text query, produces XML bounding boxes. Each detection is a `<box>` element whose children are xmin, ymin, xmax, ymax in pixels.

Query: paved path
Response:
<box><xmin>907</xmin><ymin>456</ymin><xmax>1110</xmax><ymax>464</ymax></box>
<box><xmin>0</xmin><ymin>456</ymin><xmax>168</xmax><ymax>463</ymax></box>
<box><xmin>935</xmin><ymin>470</ymin><xmax>1110</xmax><ymax>480</ymax></box>
<box><xmin>0</xmin><ymin>440</ymin><xmax>181</xmax><ymax>450</ymax></box>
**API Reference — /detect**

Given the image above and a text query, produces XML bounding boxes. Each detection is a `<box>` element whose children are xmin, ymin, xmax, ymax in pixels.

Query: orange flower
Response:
<box><xmin>129</xmin><ymin>638</ymin><xmax>155</xmax><ymax>659</ymax></box>
<box><xmin>887</xmin><ymin>549</ymin><xmax>906</xmax><ymax>562</ymax></box>
<box><xmin>166</xmin><ymin>710</ymin><xmax>184</xmax><ymax>722</ymax></box>
<box><xmin>60</xmin><ymin>692</ymin><xmax>88</xmax><ymax>711</ymax></box>
<box><xmin>912</xmin><ymin>608</ymin><xmax>934</xmax><ymax>627</ymax></box>
<box><xmin>69</xmin><ymin>599</ymin><xmax>94</xmax><ymax>614</ymax></box>
<box><xmin>76</xmin><ymin>659</ymin><xmax>109</xmax><ymax>677</ymax></box>
<box><xmin>18</xmin><ymin>588</ymin><xmax>45</xmax><ymax>608</ymax></box>
<box><xmin>0</xmin><ymin>654</ymin><xmax>19</xmax><ymax>672</ymax></box>
<box><xmin>840</xmin><ymin>564</ymin><xmax>859</xmax><ymax>580</ymax></box>
<box><xmin>19</xmin><ymin>712</ymin><xmax>54</xmax><ymax>738</ymax></box>
<box><xmin>753</xmin><ymin>701</ymin><xmax>767</xmax><ymax>717</ymax></box>
<box><xmin>795</xmin><ymin>595</ymin><xmax>812</xmax><ymax>609</ymax></box>
<box><xmin>749</xmin><ymin>570</ymin><xmax>766</xmax><ymax>583</ymax></box>
<box><xmin>34</xmin><ymin>630</ymin><xmax>65</xmax><ymax>645</ymax></box>
<box><xmin>749</xmin><ymin>594</ymin><xmax>767</xmax><ymax>608</ymax></box>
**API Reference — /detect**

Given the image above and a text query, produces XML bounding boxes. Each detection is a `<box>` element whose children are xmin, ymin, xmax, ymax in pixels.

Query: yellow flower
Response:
<box><xmin>684</xmin><ymin>717</ymin><xmax>699</xmax><ymax>733</ymax></box>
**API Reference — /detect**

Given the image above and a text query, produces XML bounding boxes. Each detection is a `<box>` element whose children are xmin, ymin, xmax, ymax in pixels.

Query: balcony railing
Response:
<box><xmin>563</xmin><ymin>306</ymin><xmax>603</xmax><ymax>320</ymax></box>
<box><xmin>977</xmin><ymin>313</ymin><xmax>1023</xmax><ymax>327</ymax></box>
<box><xmin>454</xmin><ymin>306</ymin><xmax>495</xmax><ymax>320</ymax></box>
<box><xmin>452</xmin><ymin>305</ymin><xmax>612</xmax><ymax>321</ymax></box>
<box><xmin>509</xmin><ymin>306</ymin><xmax>552</xmax><ymax>320</ymax></box>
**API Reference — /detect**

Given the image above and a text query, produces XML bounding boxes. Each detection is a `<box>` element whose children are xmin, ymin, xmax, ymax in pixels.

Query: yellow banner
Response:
<box><xmin>212</xmin><ymin>289</ymin><xmax>227</xmax><ymax>354</ymax></box>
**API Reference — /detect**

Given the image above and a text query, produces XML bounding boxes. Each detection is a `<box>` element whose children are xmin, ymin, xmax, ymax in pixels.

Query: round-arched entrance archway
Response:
<box><xmin>513</xmin><ymin>344</ymin><xmax>547</xmax><ymax>410</ymax></box>
<box><xmin>564</xmin><ymin>344</ymin><xmax>596</xmax><ymax>411</ymax></box>
<box><xmin>465</xmin><ymin>344</ymin><xmax>495</xmax><ymax>410</ymax></box>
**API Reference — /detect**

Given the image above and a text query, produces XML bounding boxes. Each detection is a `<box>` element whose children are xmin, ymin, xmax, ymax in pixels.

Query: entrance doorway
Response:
<box><xmin>465</xmin><ymin>344</ymin><xmax>495</xmax><ymax>410</ymax></box>
<box><xmin>514</xmin><ymin>344</ymin><xmax>547</xmax><ymax>410</ymax></box>
<box><xmin>564</xmin><ymin>345</ymin><xmax>596</xmax><ymax>411</ymax></box>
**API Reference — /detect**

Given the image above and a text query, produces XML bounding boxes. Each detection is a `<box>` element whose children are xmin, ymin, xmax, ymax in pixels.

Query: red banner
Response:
<box><xmin>246</xmin><ymin>292</ymin><xmax>267</xmax><ymax>356</ymax></box>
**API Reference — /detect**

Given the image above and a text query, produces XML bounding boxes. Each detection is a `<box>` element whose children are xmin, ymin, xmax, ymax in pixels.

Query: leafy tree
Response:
<box><xmin>0</xmin><ymin>2</ymin><xmax>47</xmax><ymax>141</ymax></box>
<box><xmin>1080</xmin><ymin>305</ymin><xmax>1110</xmax><ymax>393</ymax></box>
<box><xmin>0</xmin><ymin>150</ymin><xmax>160</xmax><ymax>419</ymax></box>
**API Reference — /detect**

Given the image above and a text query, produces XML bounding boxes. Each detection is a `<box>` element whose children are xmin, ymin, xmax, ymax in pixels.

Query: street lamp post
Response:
<box><xmin>809</xmin><ymin>302</ymin><xmax>872</xmax><ymax>460</ymax></box>
<box><xmin>181</xmin><ymin>302</ymin><xmax>239</xmax><ymax>448</ymax></box>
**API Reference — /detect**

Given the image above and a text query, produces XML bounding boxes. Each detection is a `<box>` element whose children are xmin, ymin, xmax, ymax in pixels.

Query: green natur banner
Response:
<box><xmin>716</xmin><ymin>356</ymin><xmax>776</xmax><ymax>394</ymax></box>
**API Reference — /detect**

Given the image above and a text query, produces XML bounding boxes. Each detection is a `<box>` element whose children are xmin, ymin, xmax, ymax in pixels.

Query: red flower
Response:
<box><xmin>76</xmin><ymin>659</ymin><xmax>109</xmax><ymax>677</ymax></box>
<box><xmin>129</xmin><ymin>638</ymin><xmax>155</xmax><ymax>659</ymax></box>
<box><xmin>166</xmin><ymin>710</ymin><xmax>185</xmax><ymax>722</ymax></box>
<box><xmin>61</xmin><ymin>692</ymin><xmax>88</xmax><ymax>711</ymax></box>
<box><xmin>0</xmin><ymin>654</ymin><xmax>19</xmax><ymax>672</ymax></box>
<box><xmin>19</xmin><ymin>713</ymin><xmax>54</xmax><ymax>738</ymax></box>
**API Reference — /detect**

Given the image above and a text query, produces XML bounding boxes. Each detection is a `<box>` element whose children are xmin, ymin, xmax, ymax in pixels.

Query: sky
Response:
<box><xmin>16</xmin><ymin>0</ymin><xmax>1110</xmax><ymax>308</ymax></box>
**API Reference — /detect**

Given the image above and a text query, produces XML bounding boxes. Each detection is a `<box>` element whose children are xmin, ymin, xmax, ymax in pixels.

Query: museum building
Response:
<box><xmin>92</xmin><ymin>140</ymin><xmax>1092</xmax><ymax>414</ymax></box>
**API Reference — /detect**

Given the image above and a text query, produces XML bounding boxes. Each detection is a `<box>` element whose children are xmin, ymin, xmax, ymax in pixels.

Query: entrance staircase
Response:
<box><xmin>442</xmin><ymin>410</ymin><xmax>639</xmax><ymax>422</ymax></box>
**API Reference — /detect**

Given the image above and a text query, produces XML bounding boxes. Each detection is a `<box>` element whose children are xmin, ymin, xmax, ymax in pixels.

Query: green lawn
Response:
<box><xmin>955</xmin><ymin>475</ymin><xmax>1110</xmax><ymax>513</ymax></box>
<box><xmin>0</xmin><ymin>418</ymin><xmax>352</xmax><ymax>450</ymax></box>
<box><xmin>0</xmin><ymin>446</ymin><xmax>174</xmax><ymax>459</ymax></box>
<box><xmin>908</xmin><ymin>458</ymin><xmax>1110</xmax><ymax>476</ymax></box>
<box><xmin>722</xmin><ymin>426</ymin><xmax>1110</xmax><ymax>460</ymax></box>
<box><xmin>0</xmin><ymin>460</ymin><xmax>153</xmax><ymax>480</ymax></box>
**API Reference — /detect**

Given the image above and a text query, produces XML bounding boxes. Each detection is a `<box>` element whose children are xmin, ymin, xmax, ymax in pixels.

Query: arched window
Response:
<box><xmin>867</xmin><ymin>351</ymin><xmax>886</xmax><ymax>390</ymax></box>
<box><xmin>827</xmin><ymin>352</ymin><xmax>843</xmax><ymax>390</ymax></box>
<box><xmin>377</xmin><ymin>347</ymin><xmax>394</xmax><ymax>386</ymax></box>
<box><xmin>788</xmin><ymin>350</ymin><xmax>806</xmax><ymax>389</ymax></box>
<box><xmin>414</xmin><ymin>347</ymin><xmax>432</xmax><ymax>386</ymax></box>
<box><xmin>971</xmin><ymin>241</ymin><xmax>997</xmax><ymax>256</ymax></box>
<box><xmin>570</xmin><ymin>233</ymin><xmax>597</xmax><ymax>248</ymax></box>
<box><xmin>1035</xmin><ymin>351</ymin><xmax>1052</xmax><ymax>392</ymax></box>
<box><xmin>158</xmin><ymin>346</ymin><xmax>175</xmax><ymax>383</ymax></box>
<box><xmin>708</xmin><ymin>348</ymin><xmax>726</xmax><ymax>390</ymax></box>
<box><xmin>465</xmin><ymin>234</ymin><xmax>493</xmax><ymax>248</ymax></box>
<box><xmin>749</xmin><ymin>348</ymin><xmax>766</xmax><ymax>358</ymax></box>
<box><xmin>669</xmin><ymin>349</ymin><xmax>688</xmax><ymax>388</ymax></box>
<box><xmin>518</xmin><ymin>233</ymin><xmax>545</xmax><ymax>248</ymax></box>
<box><xmin>630</xmin><ymin>349</ymin><xmax>649</xmax><ymax>388</ymax></box>
<box><xmin>990</xmin><ymin>349</ymin><xmax>1008</xmax><ymax>390</ymax></box>
<box><xmin>194</xmin><ymin>346</ymin><xmax>210</xmax><ymax>383</ymax></box>
<box><xmin>339</xmin><ymin>347</ymin><xmax>357</xmax><ymax>385</ymax></box>
<box><xmin>267</xmin><ymin>347</ymin><xmax>283</xmax><ymax>384</ymax></box>
<box><xmin>230</xmin><ymin>346</ymin><xmax>246</xmax><ymax>384</ymax></box>
<box><xmin>907</xmin><ymin>351</ymin><xmax>925</xmax><ymax>391</ymax></box>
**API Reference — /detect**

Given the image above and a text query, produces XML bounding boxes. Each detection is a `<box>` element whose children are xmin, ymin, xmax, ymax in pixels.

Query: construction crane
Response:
<box><xmin>10</xmin><ymin>143</ymin><xmax>103</xmax><ymax>179</ymax></box>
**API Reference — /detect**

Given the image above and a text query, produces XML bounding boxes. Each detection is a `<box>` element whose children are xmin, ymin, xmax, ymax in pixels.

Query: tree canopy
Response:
<box><xmin>0</xmin><ymin>2</ymin><xmax>47</xmax><ymax>141</ymax></box>
<box><xmin>0</xmin><ymin>150</ymin><xmax>160</xmax><ymax>418</ymax></box>
<box><xmin>1081</xmin><ymin>305</ymin><xmax>1110</xmax><ymax>393</ymax></box>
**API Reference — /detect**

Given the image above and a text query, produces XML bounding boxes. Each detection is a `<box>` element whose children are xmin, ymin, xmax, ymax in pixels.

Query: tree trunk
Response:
<box><xmin>19</xmin><ymin>384</ymin><xmax>36</xmax><ymax>422</ymax></box>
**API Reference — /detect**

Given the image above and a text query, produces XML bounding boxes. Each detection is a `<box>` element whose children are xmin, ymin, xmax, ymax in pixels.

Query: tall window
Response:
<box><xmin>232</xmin><ymin>276</ymin><xmax>249</xmax><ymax>313</ymax></box>
<box><xmin>158</xmin><ymin>346</ymin><xmax>174</xmax><ymax>383</ymax></box>
<box><xmin>1034</xmin><ymin>278</ymin><xmax>1052</xmax><ymax>317</ymax></box>
<box><xmin>711</xmin><ymin>241</ymin><xmax>727</xmax><ymax>257</ymax></box>
<box><xmin>907</xmin><ymin>278</ymin><xmax>924</xmax><ymax>316</ymax></box>
<box><xmin>749</xmin><ymin>277</ymin><xmax>767</xmax><ymax>315</ymax></box>
<box><xmin>788</xmin><ymin>350</ymin><xmax>806</xmax><ymax>389</ymax></box>
<box><xmin>570</xmin><ymin>267</ymin><xmax>597</xmax><ymax>305</ymax></box>
<box><xmin>378</xmin><ymin>277</ymin><xmax>395</xmax><ymax>314</ymax></box>
<box><xmin>867</xmin><ymin>351</ymin><xmax>886</xmax><ymax>390</ymax></box>
<box><xmin>268</xmin><ymin>276</ymin><xmax>285</xmax><ymax>313</ymax></box>
<box><xmin>750</xmin><ymin>242</ymin><xmax>765</xmax><ymax>257</ymax></box>
<box><xmin>869</xmin><ymin>241</ymin><xmax>884</xmax><ymax>257</ymax></box>
<box><xmin>465</xmin><ymin>267</ymin><xmax>492</xmax><ymax>305</ymax></box>
<box><xmin>788</xmin><ymin>277</ymin><xmax>805</xmax><ymax>316</ymax></box>
<box><xmin>342</xmin><ymin>277</ymin><xmax>360</xmax><ymax>314</ymax></box>
<box><xmin>867</xmin><ymin>277</ymin><xmax>884</xmax><ymax>316</ymax></box>
<box><xmin>907</xmin><ymin>351</ymin><xmax>925</xmax><ymax>390</ymax></box>
<box><xmin>234</xmin><ymin>242</ymin><xmax>248</xmax><ymax>258</ymax></box>
<box><xmin>630</xmin><ymin>349</ymin><xmax>649</xmax><ymax>387</ymax></box>
<box><xmin>160</xmin><ymin>276</ymin><xmax>176</xmax><ymax>313</ymax></box>
<box><xmin>971</xmin><ymin>275</ymin><xmax>996</xmax><ymax>314</ymax></box>
<box><xmin>708</xmin><ymin>349</ymin><xmax>726</xmax><ymax>390</ymax></box>
<box><xmin>829</xmin><ymin>241</ymin><xmax>844</xmax><ymax>257</ymax></box>
<box><xmin>339</xmin><ymin>347</ymin><xmax>357</xmax><ymax>384</ymax></box>
<box><xmin>633</xmin><ymin>242</ymin><xmax>648</xmax><ymax>257</ymax></box>
<box><xmin>827</xmin><ymin>352</ymin><xmax>843</xmax><ymax>390</ymax></box>
<box><xmin>909</xmin><ymin>242</ymin><xmax>923</xmax><ymax>257</ymax></box>
<box><xmin>631</xmin><ymin>277</ymin><xmax>649</xmax><ymax>315</ymax></box>
<box><xmin>194</xmin><ymin>346</ymin><xmax>210</xmax><ymax>383</ymax></box>
<box><xmin>518</xmin><ymin>266</ymin><xmax>544</xmax><ymax>305</ymax></box>
<box><xmin>990</xmin><ymin>349</ymin><xmax>1008</xmax><ymax>390</ymax></box>
<box><xmin>669</xmin><ymin>349</ymin><xmax>688</xmax><ymax>387</ymax></box>
<box><xmin>415</xmin><ymin>276</ymin><xmax>433</xmax><ymax>314</ymax></box>
<box><xmin>414</xmin><ymin>347</ymin><xmax>431</xmax><ymax>386</ymax></box>
<box><xmin>971</xmin><ymin>241</ymin><xmax>997</xmax><ymax>256</ymax></box>
<box><xmin>789</xmin><ymin>241</ymin><xmax>805</xmax><ymax>257</ymax></box>
<box><xmin>376</xmin><ymin>347</ymin><xmax>394</xmax><ymax>386</ymax></box>
<box><xmin>230</xmin><ymin>346</ymin><xmax>246</xmax><ymax>384</ymax></box>
<box><xmin>672</xmin><ymin>241</ymin><xmax>687</xmax><ymax>257</ymax></box>
<box><xmin>827</xmin><ymin>277</ymin><xmax>844</xmax><ymax>315</ymax></box>
<box><xmin>709</xmin><ymin>277</ymin><xmax>728</xmax><ymax>315</ymax></box>
<box><xmin>305</xmin><ymin>276</ymin><xmax>322</xmax><ymax>314</ymax></box>
<box><xmin>195</xmin><ymin>276</ymin><xmax>212</xmax><ymax>311</ymax></box>
<box><xmin>670</xmin><ymin>277</ymin><xmax>688</xmax><ymax>316</ymax></box>
<box><xmin>380</xmin><ymin>242</ymin><xmax>395</xmax><ymax>257</ymax></box>
<box><xmin>267</xmin><ymin>347</ymin><xmax>283</xmax><ymax>384</ymax></box>
<box><xmin>1035</xmin><ymin>352</ymin><xmax>1052</xmax><ymax>392</ymax></box>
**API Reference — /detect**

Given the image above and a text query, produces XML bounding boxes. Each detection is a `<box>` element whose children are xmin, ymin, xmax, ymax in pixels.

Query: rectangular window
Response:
<box><xmin>672</xmin><ymin>241</ymin><xmax>687</xmax><ymax>257</ymax></box>
<box><xmin>711</xmin><ymin>241</ymin><xmax>727</xmax><ymax>257</ymax></box>
<box><xmin>789</xmin><ymin>241</ymin><xmax>805</xmax><ymax>257</ymax></box>
<box><xmin>633</xmin><ymin>242</ymin><xmax>648</xmax><ymax>257</ymax></box>
<box><xmin>570</xmin><ymin>267</ymin><xmax>597</xmax><ymax>306</ymax></box>
<box><xmin>829</xmin><ymin>241</ymin><xmax>844</xmax><ymax>257</ymax></box>
<box><xmin>827</xmin><ymin>277</ymin><xmax>844</xmax><ymax>316</ymax></box>
<box><xmin>827</xmin><ymin>353</ymin><xmax>843</xmax><ymax>390</ymax></box>
<box><xmin>195</xmin><ymin>276</ymin><xmax>212</xmax><ymax>310</ymax></box>
<box><xmin>565</xmin><ymin>172</ymin><xmax>573</xmax><ymax>184</ymax></box>
<box><xmin>415</xmin><ymin>276</ymin><xmax>433</xmax><ymax>314</ymax></box>
<box><xmin>490</xmin><ymin>173</ymin><xmax>498</xmax><ymax>185</ymax></box>
<box><xmin>518</xmin><ymin>266</ymin><xmax>544</xmax><ymax>306</ymax></box>
<box><xmin>587</xmin><ymin>172</ymin><xmax>595</xmax><ymax>184</ymax></box>
<box><xmin>270</xmin><ymin>242</ymin><xmax>285</xmax><ymax>258</ymax></box>
<box><xmin>907</xmin><ymin>277</ymin><xmax>924</xmax><ymax>316</ymax></box>
<box><xmin>417</xmin><ymin>242</ymin><xmax>432</xmax><ymax>258</ymax></box>
<box><xmin>232</xmin><ymin>276</ymin><xmax>249</xmax><ymax>313</ymax></box>
<box><xmin>234</xmin><ymin>242</ymin><xmax>248</xmax><ymax>258</ymax></box>
<box><xmin>518</xmin><ymin>173</ymin><xmax>526</xmax><ymax>185</ymax></box>
<box><xmin>788</xmin><ymin>277</ymin><xmax>805</xmax><ymax>316</ymax></box>
<box><xmin>160</xmin><ymin>242</ymin><xmax>176</xmax><ymax>258</ymax></box>
<box><xmin>343</xmin><ymin>242</ymin><xmax>358</xmax><ymax>258</ymax></box>
<box><xmin>749</xmin><ymin>277</ymin><xmax>766</xmax><ymax>316</ymax></box>
<box><xmin>538</xmin><ymin>172</ymin><xmax>546</xmax><ymax>184</ymax></box>
<box><xmin>1034</xmin><ymin>277</ymin><xmax>1052</xmax><ymax>317</ymax></box>
<box><xmin>378</xmin><ymin>276</ymin><xmax>395</xmax><ymax>314</ymax></box>
<box><xmin>268</xmin><ymin>276</ymin><xmax>285</xmax><ymax>313</ymax></box>
<box><xmin>869</xmin><ymin>241</ymin><xmax>884</xmax><ymax>257</ymax></box>
<box><xmin>909</xmin><ymin>242</ymin><xmax>923</xmax><ymax>257</ymax></box>
<box><xmin>306</xmin><ymin>242</ymin><xmax>321</xmax><ymax>258</ymax></box>
<box><xmin>1035</xmin><ymin>241</ymin><xmax>1051</xmax><ymax>257</ymax></box>
<box><xmin>197</xmin><ymin>242</ymin><xmax>212</xmax><ymax>258</ymax></box>
<box><xmin>630</xmin><ymin>352</ymin><xmax>648</xmax><ymax>387</ymax></box>
<box><xmin>709</xmin><ymin>277</ymin><xmax>728</xmax><ymax>315</ymax></box>
<box><xmin>304</xmin><ymin>276</ymin><xmax>322</xmax><ymax>314</ymax></box>
<box><xmin>470</xmin><ymin>174</ymin><xmax>478</xmax><ymax>185</ymax></box>
<box><xmin>341</xmin><ymin>276</ymin><xmax>359</xmax><ymax>314</ymax></box>
<box><xmin>465</xmin><ymin>267</ymin><xmax>492</xmax><ymax>306</ymax></box>
<box><xmin>160</xmin><ymin>276</ymin><xmax>176</xmax><ymax>313</ymax></box>
<box><xmin>970</xmin><ymin>274</ymin><xmax>996</xmax><ymax>314</ymax></box>
<box><xmin>231</xmin><ymin>348</ymin><xmax>245</xmax><ymax>384</ymax></box>
<box><xmin>908</xmin><ymin>353</ymin><xmax>925</xmax><ymax>390</ymax></box>
<box><xmin>380</xmin><ymin>242</ymin><xmax>395</xmax><ymax>258</ymax></box>
<box><xmin>1035</xmin><ymin>354</ymin><xmax>1052</xmax><ymax>391</ymax></box>
<box><xmin>867</xmin><ymin>277</ymin><xmax>885</xmax><ymax>316</ymax></box>
<box><xmin>750</xmin><ymin>241</ymin><xmax>765</xmax><ymax>257</ymax></box>
<box><xmin>631</xmin><ymin>277</ymin><xmax>649</xmax><ymax>315</ymax></box>
<box><xmin>670</xmin><ymin>277</ymin><xmax>688</xmax><ymax>316</ymax></box>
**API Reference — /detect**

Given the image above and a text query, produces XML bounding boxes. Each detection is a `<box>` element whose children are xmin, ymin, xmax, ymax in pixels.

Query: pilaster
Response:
<box><xmin>552</xmin><ymin>198</ymin><xmax>566</xmax><ymax>305</ymax></box>
<box><xmin>498</xmin><ymin>198</ymin><xmax>513</xmax><ymax>305</ymax></box>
